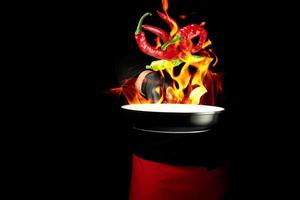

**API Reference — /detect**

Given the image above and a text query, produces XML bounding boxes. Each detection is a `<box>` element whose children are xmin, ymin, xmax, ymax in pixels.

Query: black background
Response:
<box><xmin>47</xmin><ymin>0</ymin><xmax>296</xmax><ymax>199</ymax></box>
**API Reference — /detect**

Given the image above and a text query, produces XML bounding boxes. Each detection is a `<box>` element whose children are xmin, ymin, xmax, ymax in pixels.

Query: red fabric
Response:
<box><xmin>130</xmin><ymin>154</ymin><xmax>227</xmax><ymax>200</ymax></box>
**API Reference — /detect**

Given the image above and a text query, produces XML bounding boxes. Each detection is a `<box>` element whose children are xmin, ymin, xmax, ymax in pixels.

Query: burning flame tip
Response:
<box><xmin>162</xmin><ymin>0</ymin><xmax>169</xmax><ymax>12</ymax></box>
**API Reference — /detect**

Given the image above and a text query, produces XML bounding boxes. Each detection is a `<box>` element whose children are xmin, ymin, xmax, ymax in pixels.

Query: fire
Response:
<box><xmin>169</xmin><ymin>15</ymin><xmax>179</xmax><ymax>37</ymax></box>
<box><xmin>164</xmin><ymin>53</ymin><xmax>210</xmax><ymax>104</ymax></box>
<box><xmin>155</xmin><ymin>37</ymin><xmax>162</xmax><ymax>48</ymax></box>
<box><xmin>162</xmin><ymin>0</ymin><xmax>168</xmax><ymax>12</ymax></box>
<box><xmin>112</xmin><ymin>0</ymin><xmax>223</xmax><ymax>106</ymax></box>
<box><xmin>161</xmin><ymin>0</ymin><xmax>178</xmax><ymax>37</ymax></box>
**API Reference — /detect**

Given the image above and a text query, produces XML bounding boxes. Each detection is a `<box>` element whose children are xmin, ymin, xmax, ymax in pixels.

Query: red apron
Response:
<box><xmin>130</xmin><ymin>154</ymin><xmax>227</xmax><ymax>200</ymax></box>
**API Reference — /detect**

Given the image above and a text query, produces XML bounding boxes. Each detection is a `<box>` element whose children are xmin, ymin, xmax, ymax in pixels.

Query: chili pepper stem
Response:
<box><xmin>161</xmin><ymin>35</ymin><xmax>182</xmax><ymax>50</ymax></box>
<box><xmin>135</xmin><ymin>12</ymin><xmax>152</xmax><ymax>34</ymax></box>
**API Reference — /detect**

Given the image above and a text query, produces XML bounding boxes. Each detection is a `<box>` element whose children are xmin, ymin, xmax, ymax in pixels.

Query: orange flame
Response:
<box><xmin>169</xmin><ymin>16</ymin><xmax>178</xmax><ymax>37</ymax></box>
<box><xmin>162</xmin><ymin>0</ymin><xmax>178</xmax><ymax>36</ymax></box>
<box><xmin>116</xmin><ymin>49</ymin><xmax>222</xmax><ymax>105</ymax></box>
<box><xmin>155</xmin><ymin>37</ymin><xmax>162</xmax><ymax>48</ymax></box>
<box><xmin>162</xmin><ymin>0</ymin><xmax>168</xmax><ymax>12</ymax></box>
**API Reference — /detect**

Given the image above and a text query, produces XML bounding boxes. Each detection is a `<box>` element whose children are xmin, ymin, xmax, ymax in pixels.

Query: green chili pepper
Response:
<box><xmin>145</xmin><ymin>55</ymin><xmax>205</xmax><ymax>71</ymax></box>
<box><xmin>146</xmin><ymin>59</ymin><xmax>183</xmax><ymax>71</ymax></box>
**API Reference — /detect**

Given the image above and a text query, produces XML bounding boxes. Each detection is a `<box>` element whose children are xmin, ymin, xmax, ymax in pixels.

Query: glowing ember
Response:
<box><xmin>179</xmin><ymin>15</ymin><xmax>187</xmax><ymax>20</ymax></box>
<box><xmin>112</xmin><ymin>0</ymin><xmax>223</xmax><ymax>106</ymax></box>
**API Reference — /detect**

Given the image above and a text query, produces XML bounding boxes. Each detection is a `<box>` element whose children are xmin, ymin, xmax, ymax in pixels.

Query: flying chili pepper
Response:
<box><xmin>141</xmin><ymin>24</ymin><xmax>171</xmax><ymax>43</ymax></box>
<box><xmin>155</xmin><ymin>11</ymin><xmax>207</xmax><ymax>54</ymax></box>
<box><xmin>162</xmin><ymin>24</ymin><xmax>207</xmax><ymax>54</ymax></box>
<box><xmin>135</xmin><ymin>12</ymin><xmax>180</xmax><ymax>60</ymax></box>
<box><xmin>156</xmin><ymin>10</ymin><xmax>178</xmax><ymax>32</ymax></box>
<box><xmin>178</xmin><ymin>24</ymin><xmax>207</xmax><ymax>53</ymax></box>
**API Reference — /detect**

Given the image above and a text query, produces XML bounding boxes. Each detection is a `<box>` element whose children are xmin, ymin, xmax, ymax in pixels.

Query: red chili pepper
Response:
<box><xmin>179</xmin><ymin>24</ymin><xmax>207</xmax><ymax>53</ymax></box>
<box><xmin>162</xmin><ymin>24</ymin><xmax>207</xmax><ymax>54</ymax></box>
<box><xmin>156</xmin><ymin>10</ymin><xmax>178</xmax><ymax>31</ymax></box>
<box><xmin>135</xmin><ymin>12</ymin><xmax>179</xmax><ymax>60</ymax></box>
<box><xmin>155</xmin><ymin>11</ymin><xmax>206</xmax><ymax>54</ymax></box>
<box><xmin>142</xmin><ymin>24</ymin><xmax>171</xmax><ymax>43</ymax></box>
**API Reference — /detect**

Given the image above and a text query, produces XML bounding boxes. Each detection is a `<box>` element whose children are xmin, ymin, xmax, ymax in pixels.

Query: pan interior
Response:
<box><xmin>121</xmin><ymin>104</ymin><xmax>224</xmax><ymax>114</ymax></box>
